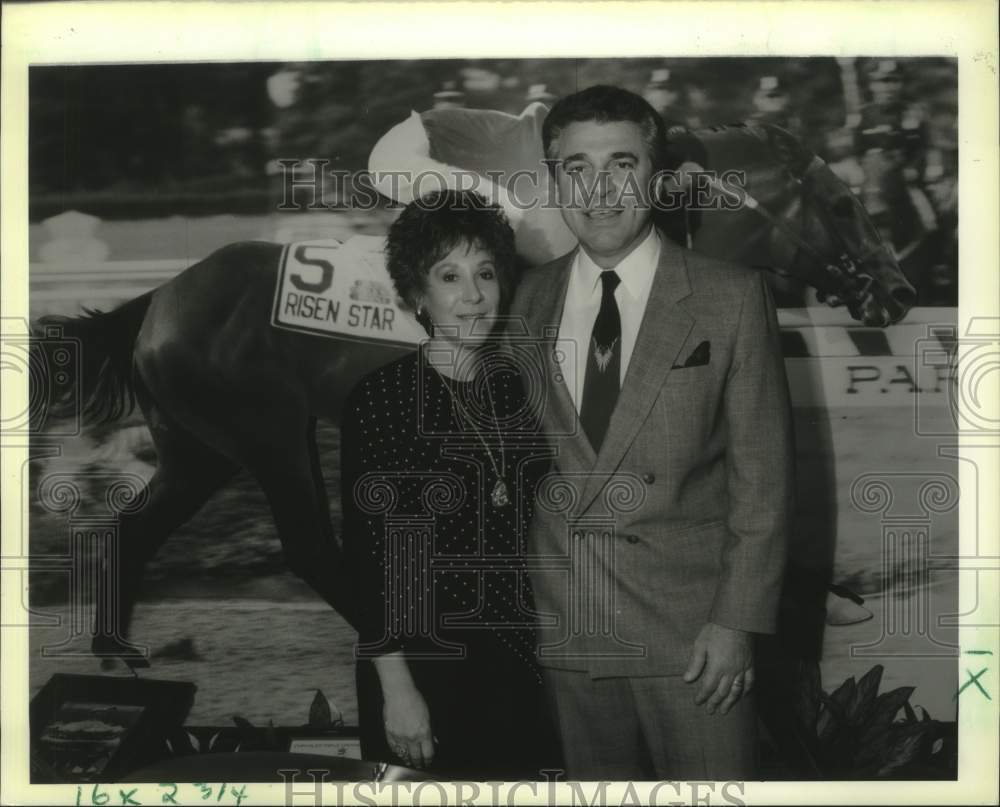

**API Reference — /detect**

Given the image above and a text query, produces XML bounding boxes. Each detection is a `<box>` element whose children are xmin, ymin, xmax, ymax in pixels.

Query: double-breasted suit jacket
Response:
<box><xmin>508</xmin><ymin>231</ymin><xmax>794</xmax><ymax>678</ymax></box>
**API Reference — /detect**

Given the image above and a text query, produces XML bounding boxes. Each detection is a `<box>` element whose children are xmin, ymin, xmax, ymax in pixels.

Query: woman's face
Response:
<box><xmin>419</xmin><ymin>240</ymin><xmax>501</xmax><ymax>346</ymax></box>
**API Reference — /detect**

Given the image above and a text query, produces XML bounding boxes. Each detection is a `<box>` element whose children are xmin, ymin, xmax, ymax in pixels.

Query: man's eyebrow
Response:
<box><xmin>558</xmin><ymin>151</ymin><xmax>641</xmax><ymax>165</ymax></box>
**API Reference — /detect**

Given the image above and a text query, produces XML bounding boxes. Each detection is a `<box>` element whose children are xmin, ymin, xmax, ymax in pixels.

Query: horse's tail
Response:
<box><xmin>33</xmin><ymin>291</ymin><xmax>154</xmax><ymax>426</ymax></box>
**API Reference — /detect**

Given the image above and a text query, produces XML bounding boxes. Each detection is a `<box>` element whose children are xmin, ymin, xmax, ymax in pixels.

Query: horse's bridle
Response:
<box><xmin>677</xmin><ymin>152</ymin><xmax>888</xmax><ymax>315</ymax></box>
<box><xmin>747</xmin><ymin>156</ymin><xmax>886</xmax><ymax>311</ymax></box>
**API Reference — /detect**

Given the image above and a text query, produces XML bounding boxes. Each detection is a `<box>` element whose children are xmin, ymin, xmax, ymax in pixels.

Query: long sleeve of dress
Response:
<box><xmin>339</xmin><ymin>380</ymin><xmax>406</xmax><ymax>656</ymax></box>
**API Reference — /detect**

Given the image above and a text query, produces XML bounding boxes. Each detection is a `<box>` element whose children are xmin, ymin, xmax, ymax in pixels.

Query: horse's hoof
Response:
<box><xmin>91</xmin><ymin>636</ymin><xmax>152</xmax><ymax>669</ymax></box>
<box><xmin>825</xmin><ymin>591</ymin><xmax>874</xmax><ymax>626</ymax></box>
<box><xmin>100</xmin><ymin>656</ymin><xmax>140</xmax><ymax>675</ymax></box>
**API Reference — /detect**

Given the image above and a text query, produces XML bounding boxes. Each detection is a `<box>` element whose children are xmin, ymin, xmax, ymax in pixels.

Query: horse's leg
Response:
<box><xmin>92</xmin><ymin>403</ymin><xmax>238</xmax><ymax>663</ymax></box>
<box><xmin>306</xmin><ymin>416</ymin><xmax>337</xmax><ymax>545</ymax></box>
<box><xmin>242</xmin><ymin>412</ymin><xmax>357</xmax><ymax>630</ymax></box>
<box><xmin>117</xmin><ymin>241</ymin><xmax>371</xmax><ymax>634</ymax></box>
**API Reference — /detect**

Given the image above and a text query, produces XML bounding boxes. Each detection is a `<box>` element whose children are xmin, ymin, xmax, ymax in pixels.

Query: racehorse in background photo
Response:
<box><xmin>32</xmin><ymin>103</ymin><xmax>917</xmax><ymax>664</ymax></box>
<box><xmin>373</xmin><ymin>103</ymin><xmax>916</xmax><ymax>323</ymax></box>
<box><xmin>859</xmin><ymin>144</ymin><xmax>947</xmax><ymax>301</ymax></box>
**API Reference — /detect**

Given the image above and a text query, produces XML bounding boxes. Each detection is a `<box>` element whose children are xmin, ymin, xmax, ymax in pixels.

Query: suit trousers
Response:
<box><xmin>543</xmin><ymin>667</ymin><xmax>758</xmax><ymax>781</ymax></box>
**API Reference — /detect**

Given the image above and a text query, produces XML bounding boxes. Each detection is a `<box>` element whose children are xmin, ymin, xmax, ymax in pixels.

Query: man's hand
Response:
<box><xmin>682</xmin><ymin>622</ymin><xmax>755</xmax><ymax>715</ymax></box>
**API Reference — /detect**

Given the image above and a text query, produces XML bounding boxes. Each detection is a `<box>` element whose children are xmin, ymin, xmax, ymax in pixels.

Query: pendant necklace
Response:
<box><xmin>439</xmin><ymin>369</ymin><xmax>511</xmax><ymax>509</ymax></box>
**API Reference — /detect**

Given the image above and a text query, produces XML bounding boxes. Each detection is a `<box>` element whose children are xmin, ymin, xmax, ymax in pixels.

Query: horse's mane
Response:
<box><xmin>670</xmin><ymin>121</ymin><xmax>815</xmax><ymax>179</ymax></box>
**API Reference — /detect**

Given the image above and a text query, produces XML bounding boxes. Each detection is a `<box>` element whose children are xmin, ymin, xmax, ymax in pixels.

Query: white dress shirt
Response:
<box><xmin>557</xmin><ymin>227</ymin><xmax>661</xmax><ymax>413</ymax></box>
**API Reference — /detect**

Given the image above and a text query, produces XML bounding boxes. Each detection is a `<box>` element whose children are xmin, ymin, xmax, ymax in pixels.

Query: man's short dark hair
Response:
<box><xmin>542</xmin><ymin>84</ymin><xmax>670</xmax><ymax>173</ymax></box>
<box><xmin>385</xmin><ymin>188</ymin><xmax>517</xmax><ymax>334</ymax></box>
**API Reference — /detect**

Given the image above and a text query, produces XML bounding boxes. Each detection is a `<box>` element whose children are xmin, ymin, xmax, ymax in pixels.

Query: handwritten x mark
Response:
<box><xmin>955</xmin><ymin>667</ymin><xmax>991</xmax><ymax>701</ymax></box>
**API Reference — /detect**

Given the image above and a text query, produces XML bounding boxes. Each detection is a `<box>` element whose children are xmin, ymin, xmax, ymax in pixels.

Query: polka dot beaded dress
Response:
<box><xmin>340</xmin><ymin>348</ymin><xmax>561</xmax><ymax>779</ymax></box>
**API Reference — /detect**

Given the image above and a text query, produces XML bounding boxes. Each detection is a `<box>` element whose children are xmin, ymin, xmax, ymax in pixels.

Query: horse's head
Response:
<box><xmin>797</xmin><ymin>154</ymin><xmax>916</xmax><ymax>325</ymax></box>
<box><xmin>760</xmin><ymin>124</ymin><xmax>917</xmax><ymax>325</ymax></box>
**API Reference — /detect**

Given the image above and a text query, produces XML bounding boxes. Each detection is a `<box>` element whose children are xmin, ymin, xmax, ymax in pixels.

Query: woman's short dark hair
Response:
<box><xmin>385</xmin><ymin>188</ymin><xmax>517</xmax><ymax>334</ymax></box>
<box><xmin>542</xmin><ymin>84</ymin><xmax>671</xmax><ymax>173</ymax></box>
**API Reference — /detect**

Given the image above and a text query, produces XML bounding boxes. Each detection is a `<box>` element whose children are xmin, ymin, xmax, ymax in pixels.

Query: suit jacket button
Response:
<box><xmin>642</xmin><ymin>472</ymin><xmax>656</xmax><ymax>484</ymax></box>
<box><xmin>625</xmin><ymin>534</ymin><xmax>640</xmax><ymax>544</ymax></box>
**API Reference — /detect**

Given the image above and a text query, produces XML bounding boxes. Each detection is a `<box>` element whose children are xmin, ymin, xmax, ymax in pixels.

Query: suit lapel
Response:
<box><xmin>577</xmin><ymin>237</ymin><xmax>694</xmax><ymax>515</ymax></box>
<box><xmin>525</xmin><ymin>253</ymin><xmax>597</xmax><ymax>471</ymax></box>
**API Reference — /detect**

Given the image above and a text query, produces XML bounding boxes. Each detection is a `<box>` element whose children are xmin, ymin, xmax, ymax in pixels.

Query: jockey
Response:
<box><xmin>749</xmin><ymin>75</ymin><xmax>802</xmax><ymax>135</ymax></box>
<box><xmin>368</xmin><ymin>103</ymin><xmax>578</xmax><ymax>266</ymax></box>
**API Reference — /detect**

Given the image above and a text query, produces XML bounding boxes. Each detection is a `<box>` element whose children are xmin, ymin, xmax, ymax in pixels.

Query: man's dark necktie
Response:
<box><xmin>580</xmin><ymin>270</ymin><xmax>621</xmax><ymax>452</ymax></box>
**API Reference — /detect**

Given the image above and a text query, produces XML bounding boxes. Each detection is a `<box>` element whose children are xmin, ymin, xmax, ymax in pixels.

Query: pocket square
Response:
<box><xmin>673</xmin><ymin>340</ymin><xmax>711</xmax><ymax>369</ymax></box>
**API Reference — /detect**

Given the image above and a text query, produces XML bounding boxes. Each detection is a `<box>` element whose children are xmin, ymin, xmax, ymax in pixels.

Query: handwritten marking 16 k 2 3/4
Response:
<box><xmin>75</xmin><ymin>783</ymin><xmax>248</xmax><ymax>806</ymax></box>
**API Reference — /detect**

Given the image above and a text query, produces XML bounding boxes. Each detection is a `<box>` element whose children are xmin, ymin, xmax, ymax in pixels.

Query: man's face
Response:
<box><xmin>871</xmin><ymin>75</ymin><xmax>902</xmax><ymax>105</ymax></box>
<box><xmin>552</xmin><ymin>120</ymin><xmax>655</xmax><ymax>269</ymax></box>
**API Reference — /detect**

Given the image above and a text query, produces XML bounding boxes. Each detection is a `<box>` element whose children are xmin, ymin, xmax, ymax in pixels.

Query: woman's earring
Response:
<box><xmin>415</xmin><ymin>304</ymin><xmax>433</xmax><ymax>336</ymax></box>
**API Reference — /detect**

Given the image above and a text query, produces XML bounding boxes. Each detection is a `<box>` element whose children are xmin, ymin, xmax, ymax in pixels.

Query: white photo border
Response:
<box><xmin>2</xmin><ymin>1</ymin><xmax>997</xmax><ymax>804</ymax></box>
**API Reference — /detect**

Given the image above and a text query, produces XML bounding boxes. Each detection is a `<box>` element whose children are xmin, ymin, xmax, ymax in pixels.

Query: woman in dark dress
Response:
<box><xmin>339</xmin><ymin>189</ymin><xmax>559</xmax><ymax>779</ymax></box>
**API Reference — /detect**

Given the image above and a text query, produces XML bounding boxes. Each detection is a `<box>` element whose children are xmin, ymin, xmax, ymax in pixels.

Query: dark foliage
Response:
<box><xmin>792</xmin><ymin>661</ymin><xmax>957</xmax><ymax>779</ymax></box>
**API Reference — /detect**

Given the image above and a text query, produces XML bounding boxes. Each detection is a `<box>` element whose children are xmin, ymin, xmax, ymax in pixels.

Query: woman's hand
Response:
<box><xmin>382</xmin><ymin>687</ymin><xmax>435</xmax><ymax>768</ymax></box>
<box><xmin>373</xmin><ymin>652</ymin><xmax>435</xmax><ymax>768</ymax></box>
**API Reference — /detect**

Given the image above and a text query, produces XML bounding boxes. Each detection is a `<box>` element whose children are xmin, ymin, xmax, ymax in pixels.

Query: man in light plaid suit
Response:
<box><xmin>511</xmin><ymin>85</ymin><xmax>794</xmax><ymax>780</ymax></box>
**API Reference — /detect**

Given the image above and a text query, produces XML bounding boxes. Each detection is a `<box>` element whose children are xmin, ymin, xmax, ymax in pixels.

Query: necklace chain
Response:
<box><xmin>437</xmin><ymin>368</ymin><xmax>511</xmax><ymax>507</ymax></box>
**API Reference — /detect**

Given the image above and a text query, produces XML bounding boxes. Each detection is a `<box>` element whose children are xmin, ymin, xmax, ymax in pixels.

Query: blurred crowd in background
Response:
<box><xmin>30</xmin><ymin>57</ymin><xmax>958</xmax><ymax>305</ymax></box>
